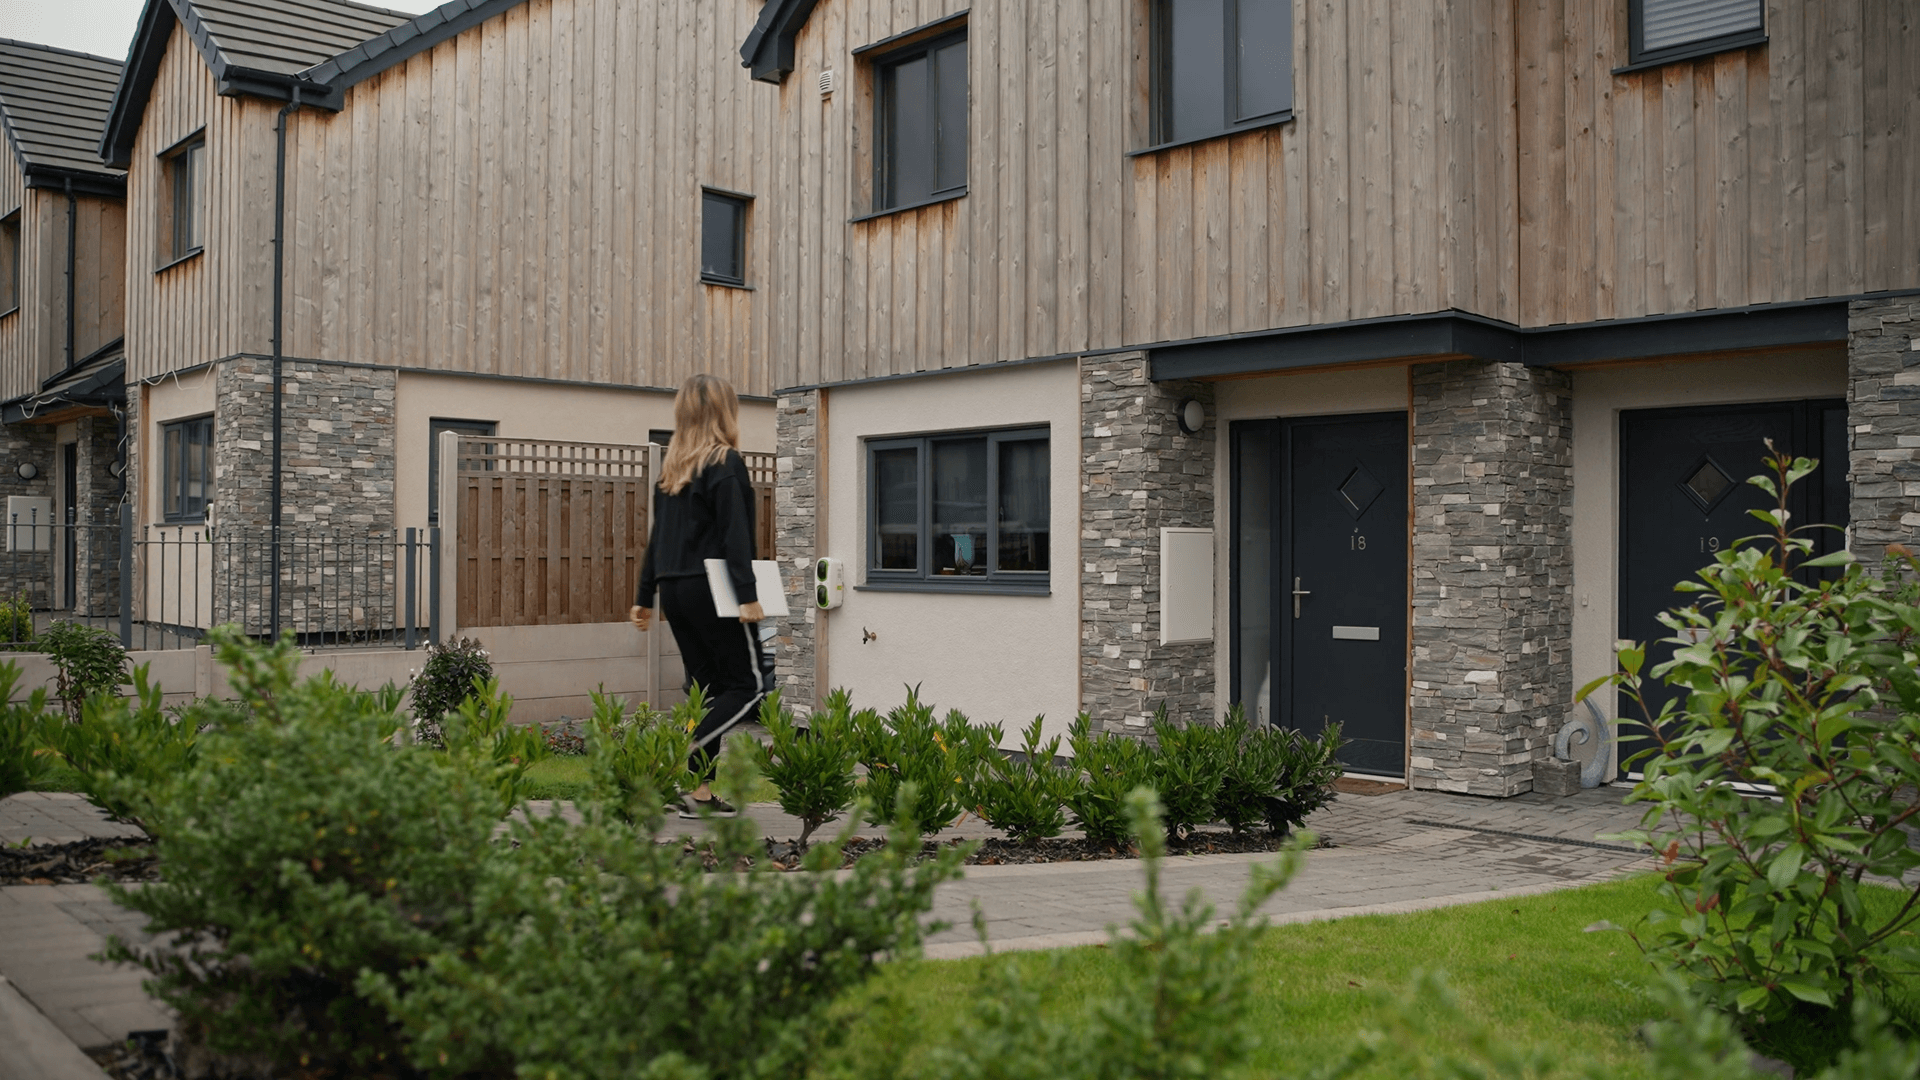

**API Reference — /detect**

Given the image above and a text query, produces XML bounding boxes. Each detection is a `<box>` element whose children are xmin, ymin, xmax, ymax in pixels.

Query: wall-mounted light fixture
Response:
<box><xmin>1176</xmin><ymin>397</ymin><xmax>1206</xmax><ymax>436</ymax></box>
<box><xmin>108</xmin><ymin>460</ymin><xmax>126</xmax><ymax>479</ymax></box>
<box><xmin>14</xmin><ymin>462</ymin><xmax>37</xmax><ymax>481</ymax></box>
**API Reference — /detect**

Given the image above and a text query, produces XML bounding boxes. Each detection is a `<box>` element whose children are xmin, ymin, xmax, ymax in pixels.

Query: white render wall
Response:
<box><xmin>818</xmin><ymin>359</ymin><xmax>1081</xmax><ymax>744</ymax></box>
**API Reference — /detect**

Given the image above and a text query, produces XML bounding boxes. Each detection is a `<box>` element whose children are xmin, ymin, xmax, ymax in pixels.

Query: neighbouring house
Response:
<box><xmin>745</xmin><ymin>0</ymin><xmax>1920</xmax><ymax>793</ymax></box>
<box><xmin>0</xmin><ymin>39</ymin><xmax>128</xmax><ymax>619</ymax></box>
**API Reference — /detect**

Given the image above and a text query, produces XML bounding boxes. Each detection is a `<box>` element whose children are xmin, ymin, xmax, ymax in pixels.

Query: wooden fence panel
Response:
<box><xmin>456</xmin><ymin>440</ymin><xmax>777</xmax><ymax>627</ymax></box>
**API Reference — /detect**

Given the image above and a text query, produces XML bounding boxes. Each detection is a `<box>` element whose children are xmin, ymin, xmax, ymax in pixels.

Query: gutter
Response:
<box><xmin>269</xmin><ymin>87</ymin><xmax>303</xmax><ymax>638</ymax></box>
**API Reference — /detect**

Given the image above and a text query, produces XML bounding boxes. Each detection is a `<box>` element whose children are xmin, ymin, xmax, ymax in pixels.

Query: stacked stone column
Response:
<box><xmin>1078</xmin><ymin>354</ymin><xmax>1215</xmax><ymax>732</ymax></box>
<box><xmin>1408</xmin><ymin>361</ymin><xmax>1572</xmax><ymax>796</ymax></box>
<box><xmin>772</xmin><ymin>390</ymin><xmax>820</xmax><ymax>711</ymax></box>
<box><xmin>1848</xmin><ymin>296</ymin><xmax>1920</xmax><ymax>561</ymax></box>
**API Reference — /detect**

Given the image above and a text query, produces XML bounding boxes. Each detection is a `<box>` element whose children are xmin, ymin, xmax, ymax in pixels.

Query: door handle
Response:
<box><xmin>1292</xmin><ymin>576</ymin><xmax>1311</xmax><ymax>619</ymax></box>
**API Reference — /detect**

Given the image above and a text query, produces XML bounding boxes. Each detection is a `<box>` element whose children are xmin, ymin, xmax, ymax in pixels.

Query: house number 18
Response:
<box><xmin>1350</xmin><ymin>534</ymin><xmax>1367</xmax><ymax>551</ymax></box>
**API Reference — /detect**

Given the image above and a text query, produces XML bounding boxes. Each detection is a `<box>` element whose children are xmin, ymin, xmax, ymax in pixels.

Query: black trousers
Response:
<box><xmin>658</xmin><ymin>575</ymin><xmax>766</xmax><ymax>783</ymax></box>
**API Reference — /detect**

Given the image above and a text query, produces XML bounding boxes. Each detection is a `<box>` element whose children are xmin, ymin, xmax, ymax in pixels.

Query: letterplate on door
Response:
<box><xmin>1331</xmin><ymin>625</ymin><xmax>1381</xmax><ymax>641</ymax></box>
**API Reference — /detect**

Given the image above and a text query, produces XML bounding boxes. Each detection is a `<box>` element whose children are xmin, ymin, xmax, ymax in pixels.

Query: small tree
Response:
<box><xmin>753</xmin><ymin>689</ymin><xmax>859</xmax><ymax>847</ymax></box>
<box><xmin>406</xmin><ymin>636</ymin><xmax>493</xmax><ymax>746</ymax></box>
<box><xmin>38</xmin><ymin>620</ymin><xmax>128</xmax><ymax>723</ymax></box>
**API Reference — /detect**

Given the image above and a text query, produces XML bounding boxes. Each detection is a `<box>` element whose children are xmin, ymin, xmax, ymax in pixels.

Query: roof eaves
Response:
<box><xmin>740</xmin><ymin>0</ymin><xmax>821</xmax><ymax>84</ymax></box>
<box><xmin>301</xmin><ymin>0</ymin><xmax>533</xmax><ymax>92</ymax></box>
<box><xmin>99</xmin><ymin>0</ymin><xmax>182</xmax><ymax>169</ymax></box>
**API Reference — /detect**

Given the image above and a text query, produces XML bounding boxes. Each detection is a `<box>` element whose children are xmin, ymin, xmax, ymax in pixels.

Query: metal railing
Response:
<box><xmin>0</xmin><ymin>506</ymin><xmax>440</xmax><ymax>652</ymax></box>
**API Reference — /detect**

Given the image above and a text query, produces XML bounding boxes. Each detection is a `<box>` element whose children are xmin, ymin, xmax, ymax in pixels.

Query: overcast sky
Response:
<box><xmin>2</xmin><ymin>0</ymin><xmax>428</xmax><ymax>62</ymax></box>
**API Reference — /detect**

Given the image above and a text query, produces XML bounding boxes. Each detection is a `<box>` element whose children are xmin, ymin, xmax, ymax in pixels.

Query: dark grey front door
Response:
<box><xmin>1616</xmin><ymin>399</ymin><xmax>1848</xmax><ymax>777</ymax></box>
<box><xmin>1233</xmin><ymin>413</ymin><xmax>1409</xmax><ymax>776</ymax></box>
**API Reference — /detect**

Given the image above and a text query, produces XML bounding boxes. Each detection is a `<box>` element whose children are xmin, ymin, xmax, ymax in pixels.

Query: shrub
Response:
<box><xmin>1587</xmin><ymin>446</ymin><xmax>1920</xmax><ymax>1022</ymax></box>
<box><xmin>1261</xmin><ymin>722</ymin><xmax>1343</xmax><ymax>836</ymax></box>
<box><xmin>753</xmin><ymin>689</ymin><xmax>859</xmax><ymax>846</ymax></box>
<box><xmin>587</xmin><ymin>685</ymin><xmax>697</xmax><ymax>827</ymax></box>
<box><xmin>0</xmin><ymin>593</ymin><xmax>33</xmax><ymax>648</ymax></box>
<box><xmin>38</xmin><ymin>620</ymin><xmax>127</xmax><ymax>723</ymax></box>
<box><xmin>101</xmin><ymin>628</ymin><xmax>503</xmax><ymax>1075</ymax></box>
<box><xmin>1066</xmin><ymin>715</ymin><xmax>1156</xmax><ymax>845</ymax></box>
<box><xmin>853</xmin><ymin>688</ymin><xmax>985</xmax><ymax>838</ymax></box>
<box><xmin>442</xmin><ymin>674</ymin><xmax>546</xmax><ymax>814</ymax></box>
<box><xmin>368</xmin><ymin>743</ymin><xmax>969</xmax><ymax>1080</ymax></box>
<box><xmin>971</xmin><ymin>715</ymin><xmax>1080</xmax><ymax>843</ymax></box>
<box><xmin>0</xmin><ymin>663</ymin><xmax>56</xmax><ymax>798</ymax></box>
<box><xmin>1149</xmin><ymin>707</ymin><xmax>1229</xmax><ymax>837</ymax></box>
<box><xmin>407</xmin><ymin>635</ymin><xmax>493</xmax><ymax>746</ymax></box>
<box><xmin>42</xmin><ymin>666</ymin><xmax>198</xmax><ymax>832</ymax></box>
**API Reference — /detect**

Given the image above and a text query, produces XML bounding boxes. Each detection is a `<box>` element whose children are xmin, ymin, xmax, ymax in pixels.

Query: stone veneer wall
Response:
<box><xmin>0</xmin><ymin>421</ymin><xmax>57</xmax><ymax>611</ymax></box>
<box><xmin>1079</xmin><ymin>354</ymin><xmax>1215</xmax><ymax>732</ymax></box>
<box><xmin>773</xmin><ymin>390</ymin><xmax>820</xmax><ymax>711</ymax></box>
<box><xmin>1848</xmin><ymin>296</ymin><xmax>1920</xmax><ymax>562</ymax></box>
<box><xmin>71</xmin><ymin>415</ymin><xmax>123</xmax><ymax>617</ymax></box>
<box><xmin>1408</xmin><ymin>361</ymin><xmax>1572</xmax><ymax>796</ymax></box>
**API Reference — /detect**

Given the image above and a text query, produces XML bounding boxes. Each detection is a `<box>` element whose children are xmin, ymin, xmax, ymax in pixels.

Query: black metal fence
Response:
<box><xmin>0</xmin><ymin>506</ymin><xmax>440</xmax><ymax>651</ymax></box>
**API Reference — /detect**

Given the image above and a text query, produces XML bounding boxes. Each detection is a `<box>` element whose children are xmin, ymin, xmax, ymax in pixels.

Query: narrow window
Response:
<box><xmin>700</xmin><ymin>190</ymin><xmax>749</xmax><ymax>286</ymax></box>
<box><xmin>157</xmin><ymin>135</ymin><xmax>205</xmax><ymax>267</ymax></box>
<box><xmin>1153</xmin><ymin>0</ymin><xmax>1292</xmax><ymax>147</ymax></box>
<box><xmin>161</xmin><ymin>415</ymin><xmax>213</xmax><ymax>523</ymax></box>
<box><xmin>0</xmin><ymin>210</ymin><xmax>18</xmax><ymax>315</ymax></box>
<box><xmin>866</xmin><ymin>427</ymin><xmax>1048</xmax><ymax>589</ymax></box>
<box><xmin>874</xmin><ymin>30</ymin><xmax>968</xmax><ymax>212</ymax></box>
<box><xmin>1627</xmin><ymin>0</ymin><xmax>1764</xmax><ymax>67</ymax></box>
<box><xmin>428</xmin><ymin>419</ymin><xmax>497</xmax><ymax>526</ymax></box>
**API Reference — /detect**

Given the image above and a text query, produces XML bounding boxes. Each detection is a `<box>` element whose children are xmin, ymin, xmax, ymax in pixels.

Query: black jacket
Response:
<box><xmin>636</xmin><ymin>449</ymin><xmax>758</xmax><ymax>608</ymax></box>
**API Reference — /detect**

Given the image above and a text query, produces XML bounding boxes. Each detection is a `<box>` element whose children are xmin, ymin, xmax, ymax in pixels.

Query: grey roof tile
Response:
<box><xmin>0</xmin><ymin>39</ymin><xmax>125</xmax><ymax>180</ymax></box>
<box><xmin>187</xmin><ymin>0</ymin><xmax>415</xmax><ymax>77</ymax></box>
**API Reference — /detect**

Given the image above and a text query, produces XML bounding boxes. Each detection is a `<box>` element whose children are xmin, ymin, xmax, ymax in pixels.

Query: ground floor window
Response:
<box><xmin>866</xmin><ymin>426</ymin><xmax>1048</xmax><ymax>590</ymax></box>
<box><xmin>160</xmin><ymin>415</ymin><xmax>213</xmax><ymax>523</ymax></box>
<box><xmin>429</xmin><ymin>418</ymin><xmax>497</xmax><ymax>525</ymax></box>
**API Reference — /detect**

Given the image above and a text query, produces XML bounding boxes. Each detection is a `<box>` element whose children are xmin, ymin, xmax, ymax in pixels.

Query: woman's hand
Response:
<box><xmin>630</xmin><ymin>605</ymin><xmax>652</xmax><ymax>632</ymax></box>
<box><xmin>738</xmin><ymin>601</ymin><xmax>765</xmax><ymax>624</ymax></box>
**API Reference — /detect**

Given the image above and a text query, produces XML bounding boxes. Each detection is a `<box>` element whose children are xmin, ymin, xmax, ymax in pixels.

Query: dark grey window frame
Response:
<box><xmin>869</xmin><ymin>26</ymin><xmax>969</xmax><ymax>217</ymax></box>
<box><xmin>0</xmin><ymin>208</ymin><xmax>18</xmax><ymax>318</ymax></box>
<box><xmin>156</xmin><ymin>129</ymin><xmax>206</xmax><ymax>272</ymax></box>
<box><xmin>1617</xmin><ymin>0</ymin><xmax>1766</xmax><ymax>74</ymax></box>
<box><xmin>1143</xmin><ymin>0</ymin><xmax>1293</xmax><ymax>153</ymax></box>
<box><xmin>160</xmin><ymin>414</ymin><xmax>213</xmax><ymax>523</ymax></box>
<box><xmin>863</xmin><ymin>425</ymin><xmax>1050</xmax><ymax>595</ymax></box>
<box><xmin>700</xmin><ymin>187</ymin><xmax>751</xmax><ymax>288</ymax></box>
<box><xmin>428</xmin><ymin>418</ymin><xmax>497</xmax><ymax>526</ymax></box>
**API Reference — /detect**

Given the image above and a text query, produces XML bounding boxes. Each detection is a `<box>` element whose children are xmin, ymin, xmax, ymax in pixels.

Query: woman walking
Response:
<box><xmin>630</xmin><ymin>374</ymin><xmax>765</xmax><ymax>818</ymax></box>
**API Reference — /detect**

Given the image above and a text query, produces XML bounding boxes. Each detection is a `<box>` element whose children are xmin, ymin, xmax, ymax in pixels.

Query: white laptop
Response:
<box><xmin>703</xmin><ymin>559</ymin><xmax>792</xmax><ymax>617</ymax></box>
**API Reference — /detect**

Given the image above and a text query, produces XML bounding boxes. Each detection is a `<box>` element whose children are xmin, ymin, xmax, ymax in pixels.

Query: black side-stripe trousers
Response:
<box><xmin>658</xmin><ymin>575</ymin><xmax>766</xmax><ymax>783</ymax></box>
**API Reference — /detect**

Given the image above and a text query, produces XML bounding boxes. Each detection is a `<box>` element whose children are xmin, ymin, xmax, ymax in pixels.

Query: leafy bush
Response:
<box><xmin>442</xmin><ymin>674</ymin><xmax>546</xmax><ymax>814</ymax></box>
<box><xmin>38</xmin><ymin>620</ymin><xmax>127</xmax><ymax>722</ymax></box>
<box><xmin>407</xmin><ymin>635</ymin><xmax>493</xmax><ymax>746</ymax></box>
<box><xmin>102</xmin><ymin>628</ymin><xmax>503</xmax><ymax>1075</ymax></box>
<box><xmin>753</xmin><ymin>689</ymin><xmax>859</xmax><ymax>846</ymax></box>
<box><xmin>853</xmin><ymin>688</ymin><xmax>985</xmax><ymax>838</ymax></box>
<box><xmin>587</xmin><ymin>685</ymin><xmax>697</xmax><ymax>827</ymax></box>
<box><xmin>42</xmin><ymin>666</ymin><xmax>198</xmax><ymax>832</ymax></box>
<box><xmin>1066</xmin><ymin>715</ymin><xmax>1156</xmax><ymax>845</ymax></box>
<box><xmin>1587</xmin><ymin>447</ymin><xmax>1920</xmax><ymax>1022</ymax></box>
<box><xmin>971</xmin><ymin>715</ymin><xmax>1080</xmax><ymax>843</ymax></box>
<box><xmin>368</xmin><ymin>745</ymin><xmax>969</xmax><ymax>1080</ymax></box>
<box><xmin>1259</xmin><ymin>722</ymin><xmax>1343</xmax><ymax>835</ymax></box>
<box><xmin>1149</xmin><ymin>707</ymin><xmax>1228</xmax><ymax>837</ymax></box>
<box><xmin>0</xmin><ymin>663</ymin><xmax>55</xmax><ymax>798</ymax></box>
<box><xmin>0</xmin><ymin>593</ymin><xmax>33</xmax><ymax>648</ymax></box>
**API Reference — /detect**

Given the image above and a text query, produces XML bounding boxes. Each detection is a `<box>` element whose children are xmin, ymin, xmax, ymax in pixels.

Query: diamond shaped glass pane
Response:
<box><xmin>1336</xmin><ymin>463</ymin><xmax>1384</xmax><ymax>520</ymax></box>
<box><xmin>1681</xmin><ymin>457</ymin><xmax>1735</xmax><ymax>512</ymax></box>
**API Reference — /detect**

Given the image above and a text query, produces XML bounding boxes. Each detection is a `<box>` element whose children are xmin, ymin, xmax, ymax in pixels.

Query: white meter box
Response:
<box><xmin>5</xmin><ymin>496</ymin><xmax>52</xmax><ymax>553</ymax></box>
<box><xmin>1159</xmin><ymin>527</ymin><xmax>1214</xmax><ymax>645</ymax></box>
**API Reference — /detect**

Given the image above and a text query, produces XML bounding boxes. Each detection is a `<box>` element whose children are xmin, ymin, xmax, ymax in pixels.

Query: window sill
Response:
<box><xmin>851</xmin><ymin>188</ymin><xmax>966</xmax><ymax>224</ymax></box>
<box><xmin>855</xmin><ymin>577</ymin><xmax>1050</xmax><ymax>597</ymax></box>
<box><xmin>1128</xmin><ymin>113</ymin><xmax>1294</xmax><ymax>158</ymax></box>
<box><xmin>153</xmin><ymin>247</ymin><xmax>204</xmax><ymax>275</ymax></box>
<box><xmin>1612</xmin><ymin>33</ymin><xmax>1766</xmax><ymax>75</ymax></box>
<box><xmin>700</xmin><ymin>276</ymin><xmax>753</xmax><ymax>291</ymax></box>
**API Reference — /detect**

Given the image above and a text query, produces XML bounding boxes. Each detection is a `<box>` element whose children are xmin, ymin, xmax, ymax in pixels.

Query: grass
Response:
<box><xmin>518</xmin><ymin>754</ymin><xmax>780</xmax><ymax>804</ymax></box>
<box><xmin>817</xmin><ymin>874</ymin><xmax>1673</xmax><ymax>1079</ymax></box>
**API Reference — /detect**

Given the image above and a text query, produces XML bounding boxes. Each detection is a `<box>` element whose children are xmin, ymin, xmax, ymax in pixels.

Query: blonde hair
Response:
<box><xmin>658</xmin><ymin>374</ymin><xmax>742</xmax><ymax>494</ymax></box>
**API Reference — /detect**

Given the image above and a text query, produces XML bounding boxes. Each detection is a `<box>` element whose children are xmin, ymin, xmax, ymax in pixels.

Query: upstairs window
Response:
<box><xmin>1627</xmin><ymin>0</ymin><xmax>1764</xmax><ymax>68</ymax></box>
<box><xmin>1152</xmin><ymin>0</ymin><xmax>1292</xmax><ymax>148</ymax></box>
<box><xmin>156</xmin><ymin>133</ymin><xmax>204</xmax><ymax>268</ymax></box>
<box><xmin>428</xmin><ymin>418</ymin><xmax>497</xmax><ymax>526</ymax></box>
<box><xmin>0</xmin><ymin>210</ymin><xmax>18</xmax><ymax>316</ymax></box>
<box><xmin>872</xmin><ymin>29</ymin><xmax>968</xmax><ymax>213</ymax></box>
<box><xmin>867</xmin><ymin>427</ymin><xmax>1049</xmax><ymax>592</ymax></box>
<box><xmin>161</xmin><ymin>415</ymin><xmax>213</xmax><ymax>523</ymax></box>
<box><xmin>700</xmin><ymin>189</ymin><xmax>749</xmax><ymax>287</ymax></box>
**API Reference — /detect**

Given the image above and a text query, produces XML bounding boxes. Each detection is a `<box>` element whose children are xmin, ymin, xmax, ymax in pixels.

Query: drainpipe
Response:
<box><xmin>269</xmin><ymin>88</ymin><xmax>303</xmax><ymax>639</ymax></box>
<box><xmin>63</xmin><ymin>178</ymin><xmax>75</xmax><ymax>371</ymax></box>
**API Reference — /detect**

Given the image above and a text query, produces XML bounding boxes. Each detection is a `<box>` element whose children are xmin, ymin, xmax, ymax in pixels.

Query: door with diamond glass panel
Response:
<box><xmin>1232</xmin><ymin>413</ymin><xmax>1409</xmax><ymax>777</ymax></box>
<box><xmin>1617</xmin><ymin>400</ymin><xmax>1848</xmax><ymax>779</ymax></box>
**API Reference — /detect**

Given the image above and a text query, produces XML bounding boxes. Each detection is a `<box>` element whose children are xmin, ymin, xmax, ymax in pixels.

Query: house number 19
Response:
<box><xmin>1699</xmin><ymin>536</ymin><xmax>1721</xmax><ymax>553</ymax></box>
<box><xmin>1350</xmin><ymin>534</ymin><xmax>1367</xmax><ymax>551</ymax></box>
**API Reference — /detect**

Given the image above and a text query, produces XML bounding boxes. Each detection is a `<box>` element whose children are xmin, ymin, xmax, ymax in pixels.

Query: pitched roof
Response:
<box><xmin>102</xmin><ymin>0</ymin><xmax>533</xmax><ymax>169</ymax></box>
<box><xmin>0</xmin><ymin>39</ymin><xmax>126</xmax><ymax>195</ymax></box>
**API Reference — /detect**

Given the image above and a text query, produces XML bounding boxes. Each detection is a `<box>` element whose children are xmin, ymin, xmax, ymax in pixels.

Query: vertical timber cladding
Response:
<box><xmin>1408</xmin><ymin>361</ymin><xmax>1573</xmax><ymax>796</ymax></box>
<box><xmin>1079</xmin><ymin>353</ymin><xmax>1215</xmax><ymax>732</ymax></box>
<box><xmin>1849</xmin><ymin>296</ymin><xmax>1920</xmax><ymax>563</ymax></box>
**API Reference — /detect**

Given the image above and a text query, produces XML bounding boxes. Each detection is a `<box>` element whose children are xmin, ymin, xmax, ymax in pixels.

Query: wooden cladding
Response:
<box><xmin>0</xmin><ymin>133</ymin><xmax>127</xmax><ymax>400</ymax></box>
<box><xmin>454</xmin><ymin>438</ymin><xmax>777</xmax><ymax>628</ymax></box>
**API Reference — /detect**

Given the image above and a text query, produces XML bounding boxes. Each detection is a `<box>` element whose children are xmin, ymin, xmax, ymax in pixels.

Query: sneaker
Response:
<box><xmin>679</xmin><ymin>795</ymin><xmax>739</xmax><ymax>819</ymax></box>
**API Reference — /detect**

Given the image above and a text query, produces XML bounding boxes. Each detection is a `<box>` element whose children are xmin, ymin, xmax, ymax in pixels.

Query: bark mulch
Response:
<box><xmin>0</xmin><ymin>835</ymin><xmax>158</xmax><ymax>885</ymax></box>
<box><xmin>752</xmin><ymin>828</ymin><xmax>1325</xmax><ymax>871</ymax></box>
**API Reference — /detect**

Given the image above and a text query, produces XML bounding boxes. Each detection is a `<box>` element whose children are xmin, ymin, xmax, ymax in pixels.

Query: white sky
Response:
<box><xmin>1</xmin><ymin>0</ymin><xmax>428</xmax><ymax>62</ymax></box>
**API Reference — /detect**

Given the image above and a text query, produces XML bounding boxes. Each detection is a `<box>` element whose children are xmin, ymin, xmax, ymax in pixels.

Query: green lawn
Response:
<box><xmin>819</xmin><ymin>875</ymin><xmax>1674</xmax><ymax>1079</ymax></box>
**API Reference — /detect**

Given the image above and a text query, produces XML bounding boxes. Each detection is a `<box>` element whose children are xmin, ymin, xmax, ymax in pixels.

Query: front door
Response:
<box><xmin>1616</xmin><ymin>399</ymin><xmax>1848</xmax><ymax>777</ymax></box>
<box><xmin>1233</xmin><ymin>413</ymin><xmax>1409</xmax><ymax>776</ymax></box>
